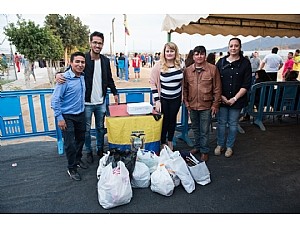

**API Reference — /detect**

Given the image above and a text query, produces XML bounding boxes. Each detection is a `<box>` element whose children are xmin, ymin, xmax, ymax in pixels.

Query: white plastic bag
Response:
<box><xmin>168</xmin><ymin>151</ymin><xmax>195</xmax><ymax>193</ymax></box>
<box><xmin>187</xmin><ymin>154</ymin><xmax>211</xmax><ymax>186</ymax></box>
<box><xmin>158</xmin><ymin>145</ymin><xmax>173</xmax><ymax>164</ymax></box>
<box><xmin>150</xmin><ymin>164</ymin><xmax>175</xmax><ymax>196</ymax></box>
<box><xmin>136</xmin><ymin>149</ymin><xmax>159</xmax><ymax>173</ymax></box>
<box><xmin>159</xmin><ymin>145</ymin><xmax>181</xmax><ymax>187</ymax></box>
<box><xmin>164</xmin><ymin>159</ymin><xmax>181</xmax><ymax>187</ymax></box>
<box><xmin>131</xmin><ymin>161</ymin><xmax>151</xmax><ymax>188</ymax></box>
<box><xmin>96</xmin><ymin>151</ymin><xmax>110</xmax><ymax>180</ymax></box>
<box><xmin>97</xmin><ymin>161</ymin><xmax>133</xmax><ymax>209</ymax></box>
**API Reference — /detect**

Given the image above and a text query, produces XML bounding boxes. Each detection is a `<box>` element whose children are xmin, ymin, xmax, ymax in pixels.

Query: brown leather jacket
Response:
<box><xmin>183</xmin><ymin>62</ymin><xmax>222</xmax><ymax>111</ymax></box>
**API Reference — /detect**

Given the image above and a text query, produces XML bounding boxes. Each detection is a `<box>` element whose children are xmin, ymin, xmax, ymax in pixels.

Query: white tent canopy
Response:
<box><xmin>162</xmin><ymin>14</ymin><xmax>300</xmax><ymax>38</ymax></box>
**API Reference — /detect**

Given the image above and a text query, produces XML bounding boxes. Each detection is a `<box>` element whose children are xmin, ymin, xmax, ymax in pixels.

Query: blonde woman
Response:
<box><xmin>150</xmin><ymin>42</ymin><xmax>183</xmax><ymax>151</ymax></box>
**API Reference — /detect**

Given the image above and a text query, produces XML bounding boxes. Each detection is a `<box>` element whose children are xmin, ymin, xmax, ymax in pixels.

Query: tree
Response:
<box><xmin>4</xmin><ymin>19</ymin><xmax>64</xmax><ymax>88</ymax></box>
<box><xmin>44</xmin><ymin>14</ymin><xmax>90</xmax><ymax>66</ymax></box>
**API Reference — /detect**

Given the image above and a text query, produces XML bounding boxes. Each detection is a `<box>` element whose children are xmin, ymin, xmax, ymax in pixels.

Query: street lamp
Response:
<box><xmin>110</xmin><ymin>32</ymin><xmax>112</xmax><ymax>59</ymax></box>
<box><xmin>112</xmin><ymin>18</ymin><xmax>115</xmax><ymax>56</ymax></box>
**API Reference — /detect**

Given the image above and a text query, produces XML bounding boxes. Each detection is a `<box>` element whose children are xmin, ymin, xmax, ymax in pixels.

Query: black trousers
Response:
<box><xmin>160</xmin><ymin>96</ymin><xmax>182</xmax><ymax>144</ymax></box>
<box><xmin>62</xmin><ymin>112</ymin><xmax>86</xmax><ymax>170</ymax></box>
<box><xmin>267</xmin><ymin>72</ymin><xmax>278</xmax><ymax>81</ymax></box>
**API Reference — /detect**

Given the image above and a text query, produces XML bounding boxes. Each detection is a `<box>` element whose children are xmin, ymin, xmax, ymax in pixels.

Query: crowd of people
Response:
<box><xmin>49</xmin><ymin>30</ymin><xmax>299</xmax><ymax>181</ymax></box>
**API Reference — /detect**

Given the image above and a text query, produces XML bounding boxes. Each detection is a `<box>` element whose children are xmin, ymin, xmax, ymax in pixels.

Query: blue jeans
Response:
<box><xmin>84</xmin><ymin>103</ymin><xmax>106</xmax><ymax>153</ymax></box>
<box><xmin>216</xmin><ymin>106</ymin><xmax>241</xmax><ymax>149</ymax></box>
<box><xmin>190</xmin><ymin>109</ymin><xmax>211</xmax><ymax>153</ymax></box>
<box><xmin>119</xmin><ymin>68</ymin><xmax>125</xmax><ymax>80</ymax></box>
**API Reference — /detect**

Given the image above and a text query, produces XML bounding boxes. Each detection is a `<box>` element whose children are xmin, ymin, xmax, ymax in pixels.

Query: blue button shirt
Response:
<box><xmin>51</xmin><ymin>68</ymin><xmax>85</xmax><ymax>121</ymax></box>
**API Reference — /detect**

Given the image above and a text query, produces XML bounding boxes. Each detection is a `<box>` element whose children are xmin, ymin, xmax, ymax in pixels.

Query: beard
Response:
<box><xmin>91</xmin><ymin>47</ymin><xmax>101</xmax><ymax>55</ymax></box>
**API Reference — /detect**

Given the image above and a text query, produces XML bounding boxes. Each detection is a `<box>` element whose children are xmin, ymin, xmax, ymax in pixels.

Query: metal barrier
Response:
<box><xmin>0</xmin><ymin>88</ymin><xmax>192</xmax><ymax>154</ymax></box>
<box><xmin>247</xmin><ymin>81</ymin><xmax>300</xmax><ymax>131</ymax></box>
<box><xmin>0</xmin><ymin>89</ymin><xmax>61</xmax><ymax>150</ymax></box>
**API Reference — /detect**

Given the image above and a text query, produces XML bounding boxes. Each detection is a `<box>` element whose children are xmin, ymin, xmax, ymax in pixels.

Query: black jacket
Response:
<box><xmin>84</xmin><ymin>51</ymin><xmax>118</xmax><ymax>103</ymax></box>
<box><xmin>216</xmin><ymin>55</ymin><xmax>252</xmax><ymax>109</ymax></box>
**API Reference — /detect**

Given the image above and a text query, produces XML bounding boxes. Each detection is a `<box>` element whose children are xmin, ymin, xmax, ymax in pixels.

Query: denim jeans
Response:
<box><xmin>119</xmin><ymin>68</ymin><xmax>125</xmax><ymax>80</ymax></box>
<box><xmin>217</xmin><ymin>106</ymin><xmax>241</xmax><ymax>149</ymax></box>
<box><xmin>190</xmin><ymin>109</ymin><xmax>211</xmax><ymax>153</ymax></box>
<box><xmin>84</xmin><ymin>103</ymin><xmax>106</xmax><ymax>153</ymax></box>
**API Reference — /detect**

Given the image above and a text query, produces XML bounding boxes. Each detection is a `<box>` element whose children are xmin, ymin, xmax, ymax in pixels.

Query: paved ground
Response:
<box><xmin>1</xmin><ymin>117</ymin><xmax>299</xmax><ymax>213</ymax></box>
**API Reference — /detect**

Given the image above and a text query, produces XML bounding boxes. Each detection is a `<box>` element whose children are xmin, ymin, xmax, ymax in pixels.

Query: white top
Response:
<box><xmin>262</xmin><ymin>53</ymin><xmax>283</xmax><ymax>73</ymax></box>
<box><xmin>88</xmin><ymin>58</ymin><xmax>103</xmax><ymax>105</ymax></box>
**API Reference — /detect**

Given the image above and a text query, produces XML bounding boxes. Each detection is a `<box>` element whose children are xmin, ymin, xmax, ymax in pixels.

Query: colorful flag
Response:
<box><xmin>123</xmin><ymin>14</ymin><xmax>130</xmax><ymax>36</ymax></box>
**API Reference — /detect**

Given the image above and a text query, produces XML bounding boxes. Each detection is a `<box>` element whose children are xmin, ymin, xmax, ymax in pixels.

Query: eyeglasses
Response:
<box><xmin>91</xmin><ymin>41</ymin><xmax>102</xmax><ymax>46</ymax></box>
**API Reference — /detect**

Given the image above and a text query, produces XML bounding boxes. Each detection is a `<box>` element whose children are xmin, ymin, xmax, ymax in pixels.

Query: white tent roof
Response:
<box><xmin>162</xmin><ymin>14</ymin><xmax>300</xmax><ymax>38</ymax></box>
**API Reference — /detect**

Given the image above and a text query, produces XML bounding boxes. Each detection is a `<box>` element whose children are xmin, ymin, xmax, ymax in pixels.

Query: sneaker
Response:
<box><xmin>214</xmin><ymin>145</ymin><xmax>224</xmax><ymax>156</ymax></box>
<box><xmin>225</xmin><ymin>148</ymin><xmax>233</xmax><ymax>158</ymax></box>
<box><xmin>67</xmin><ymin>169</ymin><xmax>81</xmax><ymax>181</ymax></box>
<box><xmin>97</xmin><ymin>149</ymin><xmax>104</xmax><ymax>158</ymax></box>
<box><xmin>77</xmin><ymin>160</ymin><xmax>88</xmax><ymax>169</ymax></box>
<box><xmin>86</xmin><ymin>153</ymin><xmax>94</xmax><ymax>164</ymax></box>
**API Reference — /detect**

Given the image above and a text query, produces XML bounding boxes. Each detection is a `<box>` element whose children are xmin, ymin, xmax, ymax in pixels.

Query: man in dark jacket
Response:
<box><xmin>56</xmin><ymin>31</ymin><xmax>118</xmax><ymax>164</ymax></box>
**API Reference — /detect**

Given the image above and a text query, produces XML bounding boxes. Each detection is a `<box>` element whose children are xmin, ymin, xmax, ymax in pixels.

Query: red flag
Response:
<box><xmin>124</xmin><ymin>14</ymin><xmax>130</xmax><ymax>36</ymax></box>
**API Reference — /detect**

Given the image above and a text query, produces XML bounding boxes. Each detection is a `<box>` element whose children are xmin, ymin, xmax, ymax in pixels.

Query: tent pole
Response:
<box><xmin>167</xmin><ymin>32</ymin><xmax>171</xmax><ymax>42</ymax></box>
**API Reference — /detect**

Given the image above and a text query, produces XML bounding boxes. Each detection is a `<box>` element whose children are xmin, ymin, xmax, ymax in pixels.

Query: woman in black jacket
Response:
<box><xmin>214</xmin><ymin>37</ymin><xmax>252</xmax><ymax>158</ymax></box>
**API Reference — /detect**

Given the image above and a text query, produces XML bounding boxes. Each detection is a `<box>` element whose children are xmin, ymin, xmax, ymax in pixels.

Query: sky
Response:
<box><xmin>0</xmin><ymin>14</ymin><xmax>257</xmax><ymax>55</ymax></box>
<box><xmin>1</xmin><ymin>1</ymin><xmax>298</xmax><ymax>56</ymax></box>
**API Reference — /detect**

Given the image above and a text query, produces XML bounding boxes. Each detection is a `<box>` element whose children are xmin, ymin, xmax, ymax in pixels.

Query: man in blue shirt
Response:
<box><xmin>55</xmin><ymin>31</ymin><xmax>119</xmax><ymax>164</ymax></box>
<box><xmin>51</xmin><ymin>51</ymin><xmax>87</xmax><ymax>181</ymax></box>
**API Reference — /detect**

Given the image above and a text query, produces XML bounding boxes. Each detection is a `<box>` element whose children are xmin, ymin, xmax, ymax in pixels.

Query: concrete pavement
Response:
<box><xmin>1</xmin><ymin>64</ymin><xmax>52</xmax><ymax>91</ymax></box>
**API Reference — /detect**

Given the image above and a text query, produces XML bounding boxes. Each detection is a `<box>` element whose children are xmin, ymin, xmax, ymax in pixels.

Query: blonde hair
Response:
<box><xmin>160</xmin><ymin>42</ymin><xmax>181</xmax><ymax>72</ymax></box>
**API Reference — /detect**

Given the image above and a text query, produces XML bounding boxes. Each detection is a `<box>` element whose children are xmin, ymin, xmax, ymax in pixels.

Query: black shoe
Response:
<box><xmin>86</xmin><ymin>153</ymin><xmax>94</xmax><ymax>164</ymax></box>
<box><xmin>67</xmin><ymin>169</ymin><xmax>81</xmax><ymax>181</ymax></box>
<box><xmin>97</xmin><ymin>149</ymin><xmax>104</xmax><ymax>158</ymax></box>
<box><xmin>77</xmin><ymin>160</ymin><xmax>88</xmax><ymax>169</ymax></box>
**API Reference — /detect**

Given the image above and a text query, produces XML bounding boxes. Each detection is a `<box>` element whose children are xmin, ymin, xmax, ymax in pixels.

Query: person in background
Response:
<box><xmin>14</xmin><ymin>52</ymin><xmax>21</xmax><ymax>72</ymax></box>
<box><xmin>132</xmin><ymin>52</ymin><xmax>141</xmax><ymax>82</ymax></box>
<box><xmin>183</xmin><ymin>46</ymin><xmax>222</xmax><ymax>162</ymax></box>
<box><xmin>215</xmin><ymin>51</ymin><xmax>223</xmax><ymax>64</ymax></box>
<box><xmin>55</xmin><ymin>31</ymin><xmax>119</xmax><ymax>164</ymax></box>
<box><xmin>51</xmin><ymin>51</ymin><xmax>87</xmax><ymax>181</ymax></box>
<box><xmin>206</xmin><ymin>52</ymin><xmax>216</xmax><ymax>65</ymax></box>
<box><xmin>114</xmin><ymin>53</ymin><xmax>119</xmax><ymax>78</ymax></box>
<box><xmin>215</xmin><ymin>37</ymin><xmax>252</xmax><ymax>158</ymax></box>
<box><xmin>150</xmin><ymin>42</ymin><xmax>183</xmax><ymax>151</ymax></box>
<box><xmin>118</xmin><ymin>52</ymin><xmax>126</xmax><ymax>81</ymax></box>
<box><xmin>292</xmin><ymin>49</ymin><xmax>300</xmax><ymax>77</ymax></box>
<box><xmin>140</xmin><ymin>53</ymin><xmax>146</xmax><ymax>67</ymax></box>
<box><xmin>250</xmin><ymin>51</ymin><xmax>261</xmax><ymax>84</ymax></box>
<box><xmin>1</xmin><ymin>53</ymin><xmax>8</xmax><ymax>76</ymax></box>
<box><xmin>282</xmin><ymin>52</ymin><xmax>294</xmax><ymax>81</ymax></box>
<box><xmin>147</xmin><ymin>54</ymin><xmax>154</xmax><ymax>68</ymax></box>
<box><xmin>260</xmin><ymin>47</ymin><xmax>283</xmax><ymax>81</ymax></box>
<box><xmin>31</xmin><ymin>63</ymin><xmax>36</xmax><ymax>83</ymax></box>
<box><xmin>184</xmin><ymin>50</ymin><xmax>194</xmax><ymax>68</ymax></box>
<box><xmin>285</xmin><ymin>70</ymin><xmax>299</xmax><ymax>82</ymax></box>
<box><xmin>239</xmin><ymin>50</ymin><xmax>261</xmax><ymax>122</ymax></box>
